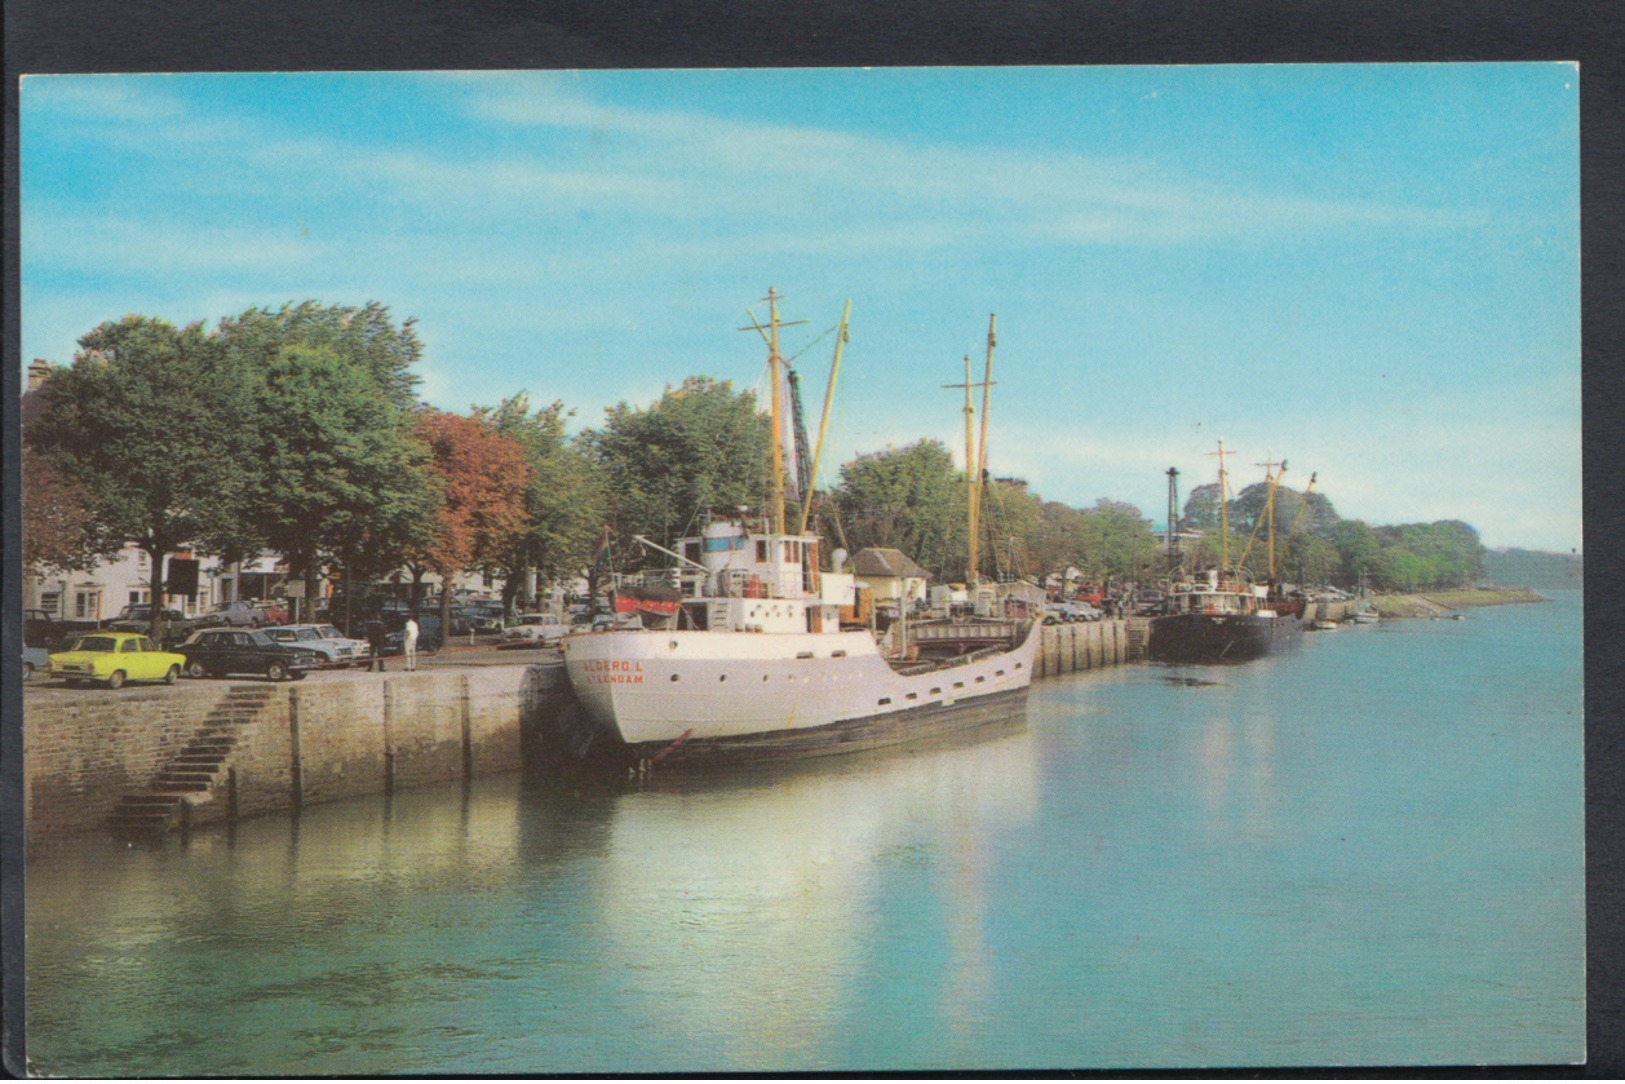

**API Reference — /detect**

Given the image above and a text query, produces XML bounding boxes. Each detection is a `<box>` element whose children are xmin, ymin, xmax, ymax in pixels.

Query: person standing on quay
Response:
<box><xmin>365</xmin><ymin>618</ymin><xmax>387</xmax><ymax>672</ymax></box>
<box><xmin>403</xmin><ymin>614</ymin><xmax>420</xmax><ymax>672</ymax></box>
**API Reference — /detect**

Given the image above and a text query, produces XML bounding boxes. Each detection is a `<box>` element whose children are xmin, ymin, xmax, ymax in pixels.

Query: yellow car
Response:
<box><xmin>48</xmin><ymin>632</ymin><xmax>187</xmax><ymax>689</ymax></box>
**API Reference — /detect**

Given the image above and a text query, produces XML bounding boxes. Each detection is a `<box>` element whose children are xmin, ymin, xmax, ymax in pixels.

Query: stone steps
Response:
<box><xmin>107</xmin><ymin>685</ymin><xmax>274</xmax><ymax>837</ymax></box>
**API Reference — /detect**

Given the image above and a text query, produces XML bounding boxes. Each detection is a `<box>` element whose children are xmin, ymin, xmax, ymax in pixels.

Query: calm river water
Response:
<box><xmin>25</xmin><ymin>592</ymin><xmax>1583</xmax><ymax>1073</ymax></box>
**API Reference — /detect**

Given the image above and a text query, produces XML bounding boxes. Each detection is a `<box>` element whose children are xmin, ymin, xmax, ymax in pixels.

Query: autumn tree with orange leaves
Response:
<box><xmin>408</xmin><ymin>410</ymin><xmax>533</xmax><ymax>637</ymax></box>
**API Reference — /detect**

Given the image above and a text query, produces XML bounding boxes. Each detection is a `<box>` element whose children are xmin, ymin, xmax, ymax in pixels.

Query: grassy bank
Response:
<box><xmin>1370</xmin><ymin>587</ymin><xmax>1546</xmax><ymax>618</ymax></box>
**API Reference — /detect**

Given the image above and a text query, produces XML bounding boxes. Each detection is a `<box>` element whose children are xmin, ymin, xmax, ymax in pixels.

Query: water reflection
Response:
<box><xmin>580</xmin><ymin>713</ymin><xmax>1040</xmax><ymax>1067</ymax></box>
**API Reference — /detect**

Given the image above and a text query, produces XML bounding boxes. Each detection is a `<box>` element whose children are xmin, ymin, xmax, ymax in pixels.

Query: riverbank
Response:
<box><xmin>1370</xmin><ymin>586</ymin><xmax>1546</xmax><ymax>618</ymax></box>
<box><xmin>23</xmin><ymin>621</ymin><xmax>1133</xmax><ymax>848</ymax></box>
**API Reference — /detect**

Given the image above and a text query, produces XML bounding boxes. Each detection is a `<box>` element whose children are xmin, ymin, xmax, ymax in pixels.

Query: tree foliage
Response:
<box><xmin>409</xmin><ymin>411</ymin><xmax>532</xmax><ymax>580</ymax></box>
<box><xmin>24</xmin><ymin>316</ymin><xmax>260</xmax><ymax>639</ymax></box>
<box><xmin>480</xmin><ymin>393</ymin><xmax>608</xmax><ymax>604</ymax></box>
<box><xmin>20</xmin><ymin>445</ymin><xmax>118</xmax><ymax>577</ymax></box>
<box><xmin>834</xmin><ymin>440</ymin><xmax>963</xmax><ymax>576</ymax></box>
<box><xmin>587</xmin><ymin>376</ymin><xmax>770</xmax><ymax>557</ymax></box>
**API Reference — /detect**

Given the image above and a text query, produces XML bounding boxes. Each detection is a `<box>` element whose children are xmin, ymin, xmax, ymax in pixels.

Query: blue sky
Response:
<box><xmin>19</xmin><ymin>65</ymin><xmax>1580</xmax><ymax>551</ymax></box>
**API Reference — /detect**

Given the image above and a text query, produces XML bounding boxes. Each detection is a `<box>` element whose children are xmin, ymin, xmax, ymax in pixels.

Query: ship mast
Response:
<box><xmin>797</xmin><ymin>300</ymin><xmax>852</xmax><ymax>536</ymax></box>
<box><xmin>974</xmin><ymin>316</ymin><xmax>996</xmax><ymax>584</ymax></box>
<box><xmin>1209</xmin><ymin>440</ymin><xmax>1232</xmax><ymax>575</ymax></box>
<box><xmin>942</xmin><ymin>317</ymin><xmax>997</xmax><ymax>586</ymax></box>
<box><xmin>1166</xmin><ymin>466</ymin><xmax>1181</xmax><ymax>575</ymax></box>
<box><xmin>741</xmin><ymin>288</ymin><xmax>806</xmax><ymax>536</ymax></box>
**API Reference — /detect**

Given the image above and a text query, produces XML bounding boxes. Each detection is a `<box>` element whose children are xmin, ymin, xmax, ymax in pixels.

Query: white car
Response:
<box><xmin>263</xmin><ymin>624</ymin><xmax>369</xmax><ymax>666</ymax></box>
<box><xmin>501</xmin><ymin>613</ymin><xmax>570</xmax><ymax>646</ymax></box>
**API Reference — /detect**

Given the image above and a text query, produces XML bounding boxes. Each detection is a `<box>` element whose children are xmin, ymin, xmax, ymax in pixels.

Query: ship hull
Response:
<box><xmin>1147</xmin><ymin>611</ymin><xmax>1303</xmax><ymax>664</ymax></box>
<box><xmin>559</xmin><ymin>621</ymin><xmax>1040</xmax><ymax>765</ymax></box>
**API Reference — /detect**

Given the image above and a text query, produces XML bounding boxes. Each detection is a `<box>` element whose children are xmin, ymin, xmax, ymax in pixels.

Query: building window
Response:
<box><xmin>39</xmin><ymin>592</ymin><xmax>61</xmax><ymax>618</ymax></box>
<box><xmin>74</xmin><ymin>590</ymin><xmax>102</xmax><ymax>620</ymax></box>
<box><xmin>130</xmin><ymin>590</ymin><xmax>149</xmax><ymax>606</ymax></box>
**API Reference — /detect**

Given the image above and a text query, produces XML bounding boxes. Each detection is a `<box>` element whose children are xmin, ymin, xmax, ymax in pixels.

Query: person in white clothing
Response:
<box><xmin>403</xmin><ymin>615</ymin><xmax>420</xmax><ymax>671</ymax></box>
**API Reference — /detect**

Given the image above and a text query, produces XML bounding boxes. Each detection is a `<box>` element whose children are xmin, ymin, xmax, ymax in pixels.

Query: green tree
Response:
<box><xmin>481</xmin><ymin>393</ymin><xmax>608</xmax><ymax>608</ymax></box>
<box><xmin>586</xmin><ymin>377</ymin><xmax>771</xmax><ymax>559</ymax></box>
<box><xmin>833</xmin><ymin>440</ymin><xmax>963</xmax><ymax>577</ymax></box>
<box><xmin>1076</xmin><ymin>499</ymin><xmax>1159</xmax><ymax>583</ymax></box>
<box><xmin>1281</xmin><ymin>532</ymin><xmax>1342</xmax><ymax>585</ymax></box>
<box><xmin>1182</xmin><ymin>483</ymin><xmax>1223</xmax><ymax>532</ymax></box>
<box><xmin>214</xmin><ymin>300</ymin><xmax>423</xmax><ymax>411</ymax></box>
<box><xmin>24</xmin><ymin>317</ymin><xmax>260</xmax><ymax>641</ymax></box>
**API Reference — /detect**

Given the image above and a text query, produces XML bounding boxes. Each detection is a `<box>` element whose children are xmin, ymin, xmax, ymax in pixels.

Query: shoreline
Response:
<box><xmin>1369</xmin><ymin>586</ymin><xmax>1547</xmax><ymax>618</ymax></box>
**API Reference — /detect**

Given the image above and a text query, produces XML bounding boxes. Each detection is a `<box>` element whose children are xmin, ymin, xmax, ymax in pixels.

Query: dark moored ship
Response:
<box><xmin>1147</xmin><ymin>567</ymin><xmax>1303</xmax><ymax>663</ymax></box>
<box><xmin>1148</xmin><ymin>444</ymin><xmax>1304</xmax><ymax>664</ymax></box>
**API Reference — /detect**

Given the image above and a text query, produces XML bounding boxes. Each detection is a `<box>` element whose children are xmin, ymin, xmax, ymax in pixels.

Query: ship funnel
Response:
<box><xmin>831</xmin><ymin>547</ymin><xmax>849</xmax><ymax>573</ymax></box>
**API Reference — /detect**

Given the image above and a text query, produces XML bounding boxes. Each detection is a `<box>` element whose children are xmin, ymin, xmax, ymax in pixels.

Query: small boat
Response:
<box><xmin>1311</xmin><ymin>619</ymin><xmax>1338</xmax><ymax>631</ymax></box>
<box><xmin>1350</xmin><ymin>609</ymin><xmax>1379</xmax><ymax>625</ymax></box>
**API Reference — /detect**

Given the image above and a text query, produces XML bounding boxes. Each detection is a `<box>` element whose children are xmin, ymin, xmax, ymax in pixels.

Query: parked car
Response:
<box><xmin>48</xmin><ymin>632</ymin><xmax>187</xmax><ymax>689</ymax></box>
<box><xmin>204</xmin><ymin>601</ymin><xmax>266</xmax><ymax>627</ymax></box>
<box><xmin>24</xmin><ymin>608</ymin><xmax>93</xmax><ymax>649</ymax></box>
<box><xmin>107</xmin><ymin>604</ymin><xmax>197</xmax><ymax>633</ymax></box>
<box><xmin>254</xmin><ymin>599</ymin><xmax>289</xmax><ymax>624</ymax></box>
<box><xmin>461</xmin><ymin>601</ymin><xmax>507</xmax><ymax>633</ymax></box>
<box><xmin>262</xmin><ymin>624</ymin><xmax>369</xmax><ymax>666</ymax></box>
<box><xmin>502</xmin><ymin>613</ymin><xmax>570</xmax><ymax>646</ymax></box>
<box><xmin>176</xmin><ymin>628</ymin><xmax>321</xmax><ymax>680</ymax></box>
<box><xmin>23</xmin><ymin>645</ymin><xmax>50</xmax><ymax>682</ymax></box>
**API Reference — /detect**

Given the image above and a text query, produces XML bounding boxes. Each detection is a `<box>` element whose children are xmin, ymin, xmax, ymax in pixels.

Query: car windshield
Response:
<box><xmin>74</xmin><ymin>636</ymin><xmax>120</xmax><ymax>653</ymax></box>
<box><xmin>318</xmin><ymin>626</ymin><xmax>344</xmax><ymax>639</ymax></box>
<box><xmin>246</xmin><ymin>631</ymin><xmax>277</xmax><ymax>647</ymax></box>
<box><xmin>266</xmin><ymin>630</ymin><xmax>295</xmax><ymax>642</ymax></box>
<box><xmin>295</xmin><ymin>629</ymin><xmax>321</xmax><ymax>641</ymax></box>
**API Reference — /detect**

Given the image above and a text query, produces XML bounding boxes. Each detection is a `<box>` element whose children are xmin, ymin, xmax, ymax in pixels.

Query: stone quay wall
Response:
<box><xmin>1035</xmin><ymin>619</ymin><xmax>1130</xmax><ymax>678</ymax></box>
<box><xmin>23</xmin><ymin>663</ymin><xmax>568</xmax><ymax>849</ymax></box>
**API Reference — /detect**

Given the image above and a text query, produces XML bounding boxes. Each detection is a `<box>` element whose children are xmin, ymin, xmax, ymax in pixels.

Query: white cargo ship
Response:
<box><xmin>558</xmin><ymin>291</ymin><xmax>1040</xmax><ymax>767</ymax></box>
<box><xmin>560</xmin><ymin>517</ymin><xmax>1041</xmax><ymax>765</ymax></box>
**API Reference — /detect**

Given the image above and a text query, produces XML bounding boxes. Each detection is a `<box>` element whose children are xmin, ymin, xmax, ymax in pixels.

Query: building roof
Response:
<box><xmin>848</xmin><ymin>547</ymin><xmax>929</xmax><ymax>579</ymax></box>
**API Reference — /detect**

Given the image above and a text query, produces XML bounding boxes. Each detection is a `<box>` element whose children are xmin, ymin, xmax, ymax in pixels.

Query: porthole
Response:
<box><xmin>953</xmin><ymin>681</ymin><xmax>965</xmax><ymax>690</ymax></box>
<box><xmin>905</xmin><ymin>692</ymin><xmax>918</xmax><ymax>700</ymax></box>
<box><xmin>930</xmin><ymin>687</ymin><xmax>941</xmax><ymax>695</ymax></box>
<box><xmin>996</xmin><ymin>669</ymin><xmax>1005</xmax><ymax>677</ymax></box>
<box><xmin>719</xmin><ymin>674</ymin><xmax>727</xmax><ymax>682</ymax></box>
<box><xmin>762</xmin><ymin>674</ymin><xmax>769</xmax><ymax>682</ymax></box>
<box><xmin>670</xmin><ymin>674</ymin><xmax>680</xmax><ymax>682</ymax></box>
<box><xmin>796</xmin><ymin>651</ymin><xmax>814</xmax><ymax>659</ymax></box>
<box><xmin>878</xmin><ymin>697</ymin><xmax>892</xmax><ymax>706</ymax></box>
<box><xmin>831</xmin><ymin>649</ymin><xmax>846</xmax><ymax>658</ymax></box>
<box><xmin>975</xmin><ymin>676</ymin><xmax>985</xmax><ymax>683</ymax></box>
<box><xmin>1015</xmin><ymin>662</ymin><xmax>1023</xmax><ymax>669</ymax></box>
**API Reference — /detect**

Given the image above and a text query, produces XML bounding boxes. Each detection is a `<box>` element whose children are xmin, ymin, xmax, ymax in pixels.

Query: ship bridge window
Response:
<box><xmin>878</xmin><ymin>697</ymin><xmax>892</xmax><ymax>706</ymax></box>
<box><xmin>756</xmin><ymin>540</ymin><xmax>769</xmax><ymax>562</ymax></box>
<box><xmin>796</xmin><ymin>651</ymin><xmax>814</xmax><ymax>659</ymax></box>
<box><xmin>831</xmin><ymin>649</ymin><xmax>846</xmax><ymax>658</ymax></box>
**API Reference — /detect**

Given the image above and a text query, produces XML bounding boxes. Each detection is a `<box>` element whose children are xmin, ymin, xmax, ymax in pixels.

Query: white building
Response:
<box><xmin>24</xmin><ymin>544</ymin><xmax>226</xmax><ymax>624</ymax></box>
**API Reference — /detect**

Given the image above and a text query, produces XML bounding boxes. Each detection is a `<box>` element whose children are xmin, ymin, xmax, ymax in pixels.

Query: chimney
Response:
<box><xmin>27</xmin><ymin>359</ymin><xmax>51</xmax><ymax>391</ymax></box>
